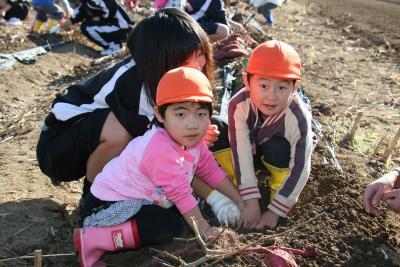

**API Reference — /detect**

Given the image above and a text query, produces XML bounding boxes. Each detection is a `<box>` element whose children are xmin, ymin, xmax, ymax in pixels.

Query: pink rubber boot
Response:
<box><xmin>74</xmin><ymin>219</ymin><xmax>140</xmax><ymax>267</ymax></box>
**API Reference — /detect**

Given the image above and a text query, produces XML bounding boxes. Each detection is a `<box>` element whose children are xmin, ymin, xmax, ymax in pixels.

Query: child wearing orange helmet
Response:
<box><xmin>73</xmin><ymin>67</ymin><xmax>244</xmax><ymax>267</ymax></box>
<box><xmin>209</xmin><ymin>40</ymin><xmax>314</xmax><ymax>229</ymax></box>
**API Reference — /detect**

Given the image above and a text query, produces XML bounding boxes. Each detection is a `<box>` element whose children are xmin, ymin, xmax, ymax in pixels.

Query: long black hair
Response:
<box><xmin>127</xmin><ymin>8</ymin><xmax>214</xmax><ymax>106</ymax></box>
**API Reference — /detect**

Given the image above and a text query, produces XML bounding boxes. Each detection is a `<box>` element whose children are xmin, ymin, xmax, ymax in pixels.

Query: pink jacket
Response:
<box><xmin>91</xmin><ymin>126</ymin><xmax>225</xmax><ymax>214</ymax></box>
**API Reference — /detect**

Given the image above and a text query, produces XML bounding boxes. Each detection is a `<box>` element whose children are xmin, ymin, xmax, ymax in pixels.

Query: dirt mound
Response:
<box><xmin>285</xmin><ymin>156</ymin><xmax>400</xmax><ymax>266</ymax></box>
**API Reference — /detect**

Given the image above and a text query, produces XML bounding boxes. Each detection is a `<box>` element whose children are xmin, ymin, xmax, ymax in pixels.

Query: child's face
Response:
<box><xmin>244</xmin><ymin>74</ymin><xmax>299</xmax><ymax>117</ymax></box>
<box><xmin>157</xmin><ymin>102</ymin><xmax>210</xmax><ymax>148</ymax></box>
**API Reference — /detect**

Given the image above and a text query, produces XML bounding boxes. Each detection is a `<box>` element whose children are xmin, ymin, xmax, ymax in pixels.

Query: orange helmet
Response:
<box><xmin>156</xmin><ymin>67</ymin><xmax>213</xmax><ymax>107</ymax></box>
<box><xmin>246</xmin><ymin>40</ymin><xmax>301</xmax><ymax>80</ymax></box>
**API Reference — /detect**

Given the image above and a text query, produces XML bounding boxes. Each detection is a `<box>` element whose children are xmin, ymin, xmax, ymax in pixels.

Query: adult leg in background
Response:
<box><xmin>257</xmin><ymin>2</ymin><xmax>278</xmax><ymax>25</ymax></box>
<box><xmin>80</xmin><ymin>20</ymin><xmax>130</xmax><ymax>50</ymax></box>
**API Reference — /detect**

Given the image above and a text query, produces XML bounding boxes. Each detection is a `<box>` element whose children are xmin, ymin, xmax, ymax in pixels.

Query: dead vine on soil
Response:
<box><xmin>152</xmin><ymin>212</ymin><xmax>326</xmax><ymax>266</ymax></box>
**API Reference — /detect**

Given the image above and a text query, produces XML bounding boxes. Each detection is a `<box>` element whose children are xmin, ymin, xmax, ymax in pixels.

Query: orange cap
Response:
<box><xmin>156</xmin><ymin>67</ymin><xmax>213</xmax><ymax>107</ymax></box>
<box><xmin>246</xmin><ymin>40</ymin><xmax>301</xmax><ymax>80</ymax></box>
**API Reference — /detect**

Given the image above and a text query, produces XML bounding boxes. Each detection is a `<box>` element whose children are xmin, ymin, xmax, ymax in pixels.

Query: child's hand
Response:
<box><xmin>255</xmin><ymin>210</ymin><xmax>280</xmax><ymax>229</ymax></box>
<box><xmin>383</xmin><ymin>189</ymin><xmax>400</xmax><ymax>212</ymax></box>
<box><xmin>363</xmin><ymin>170</ymin><xmax>398</xmax><ymax>216</ymax></box>
<box><xmin>363</xmin><ymin>180</ymin><xmax>392</xmax><ymax>216</ymax></box>
<box><xmin>60</xmin><ymin>19</ymin><xmax>72</xmax><ymax>30</ymax></box>
<box><xmin>204</xmin><ymin>123</ymin><xmax>220</xmax><ymax>147</ymax></box>
<box><xmin>238</xmin><ymin>199</ymin><xmax>260</xmax><ymax>229</ymax></box>
<box><xmin>202</xmin><ymin>226</ymin><xmax>221</xmax><ymax>241</ymax></box>
<box><xmin>228</xmin><ymin>19</ymin><xmax>246</xmax><ymax>34</ymax></box>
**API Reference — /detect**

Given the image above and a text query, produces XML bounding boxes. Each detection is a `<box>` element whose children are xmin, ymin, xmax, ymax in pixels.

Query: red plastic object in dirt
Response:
<box><xmin>246</xmin><ymin>246</ymin><xmax>313</xmax><ymax>267</ymax></box>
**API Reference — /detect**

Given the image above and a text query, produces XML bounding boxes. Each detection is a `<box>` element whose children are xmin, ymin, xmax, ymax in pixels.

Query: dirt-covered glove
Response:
<box><xmin>206</xmin><ymin>190</ymin><xmax>241</xmax><ymax>226</ymax></box>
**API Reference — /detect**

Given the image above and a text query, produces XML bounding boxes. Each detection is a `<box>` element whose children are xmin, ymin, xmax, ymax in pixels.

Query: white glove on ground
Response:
<box><xmin>206</xmin><ymin>190</ymin><xmax>241</xmax><ymax>226</ymax></box>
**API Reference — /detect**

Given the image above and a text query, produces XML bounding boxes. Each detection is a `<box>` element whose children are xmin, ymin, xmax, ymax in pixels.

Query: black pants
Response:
<box><xmin>81</xmin><ymin>20</ymin><xmax>131</xmax><ymax>49</ymax></box>
<box><xmin>4</xmin><ymin>1</ymin><xmax>28</xmax><ymax>21</ymax></box>
<box><xmin>258</xmin><ymin>3</ymin><xmax>277</xmax><ymax>21</ymax></box>
<box><xmin>83</xmin><ymin>192</ymin><xmax>185</xmax><ymax>246</ymax></box>
<box><xmin>37</xmin><ymin>109</ymin><xmax>110</xmax><ymax>183</ymax></box>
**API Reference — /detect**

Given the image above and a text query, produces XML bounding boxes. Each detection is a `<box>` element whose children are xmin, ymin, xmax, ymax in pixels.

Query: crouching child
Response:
<box><xmin>211</xmin><ymin>40</ymin><xmax>314</xmax><ymax>229</ymax></box>
<box><xmin>74</xmin><ymin>67</ymin><xmax>244</xmax><ymax>267</ymax></box>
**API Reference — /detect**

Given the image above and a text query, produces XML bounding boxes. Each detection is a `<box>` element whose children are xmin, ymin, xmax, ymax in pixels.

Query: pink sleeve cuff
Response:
<box><xmin>175</xmin><ymin>196</ymin><xmax>198</xmax><ymax>214</ymax></box>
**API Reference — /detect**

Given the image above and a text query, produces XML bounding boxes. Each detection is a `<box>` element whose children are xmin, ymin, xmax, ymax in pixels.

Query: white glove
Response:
<box><xmin>206</xmin><ymin>190</ymin><xmax>241</xmax><ymax>226</ymax></box>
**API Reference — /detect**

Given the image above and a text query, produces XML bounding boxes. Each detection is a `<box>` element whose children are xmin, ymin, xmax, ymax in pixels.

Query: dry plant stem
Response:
<box><xmin>155</xmin><ymin>212</ymin><xmax>326</xmax><ymax>267</ymax></box>
<box><xmin>150</xmin><ymin>248</ymin><xmax>187</xmax><ymax>265</ymax></box>
<box><xmin>208</xmin><ymin>211</ymin><xmax>327</xmax><ymax>266</ymax></box>
<box><xmin>348</xmin><ymin>112</ymin><xmax>363</xmax><ymax>139</ymax></box>
<box><xmin>34</xmin><ymin>250</ymin><xmax>42</xmax><ymax>267</ymax></box>
<box><xmin>191</xmin><ymin>217</ymin><xmax>208</xmax><ymax>252</ymax></box>
<box><xmin>7</xmin><ymin>223</ymin><xmax>33</xmax><ymax>238</ymax></box>
<box><xmin>153</xmin><ymin>219</ymin><xmax>230</xmax><ymax>267</ymax></box>
<box><xmin>382</xmin><ymin>127</ymin><xmax>400</xmax><ymax>163</ymax></box>
<box><xmin>373</xmin><ymin>136</ymin><xmax>385</xmax><ymax>155</ymax></box>
<box><xmin>153</xmin><ymin>257</ymin><xmax>175</xmax><ymax>267</ymax></box>
<box><xmin>206</xmin><ymin>225</ymin><xmax>227</xmax><ymax>246</ymax></box>
<box><xmin>0</xmin><ymin>136</ymin><xmax>14</xmax><ymax>143</ymax></box>
<box><xmin>0</xmin><ymin>253</ymin><xmax>75</xmax><ymax>263</ymax></box>
<box><xmin>190</xmin><ymin>217</ymin><xmax>227</xmax><ymax>255</ymax></box>
<box><xmin>342</xmin><ymin>111</ymin><xmax>363</xmax><ymax>144</ymax></box>
<box><xmin>151</xmin><ymin>247</ymin><xmax>216</xmax><ymax>267</ymax></box>
<box><xmin>174</xmin><ymin>237</ymin><xmax>197</xmax><ymax>242</ymax></box>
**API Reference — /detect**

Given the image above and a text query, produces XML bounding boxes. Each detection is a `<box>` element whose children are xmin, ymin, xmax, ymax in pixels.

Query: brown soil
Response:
<box><xmin>0</xmin><ymin>0</ymin><xmax>399</xmax><ymax>266</ymax></box>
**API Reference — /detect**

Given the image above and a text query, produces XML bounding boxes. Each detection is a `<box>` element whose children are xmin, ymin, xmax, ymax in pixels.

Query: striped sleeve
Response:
<box><xmin>228</xmin><ymin>89</ymin><xmax>261</xmax><ymax>200</ymax></box>
<box><xmin>268</xmin><ymin>98</ymin><xmax>313</xmax><ymax>217</ymax></box>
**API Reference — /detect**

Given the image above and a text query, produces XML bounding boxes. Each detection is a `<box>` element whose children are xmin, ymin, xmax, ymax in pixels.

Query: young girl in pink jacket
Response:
<box><xmin>74</xmin><ymin>67</ymin><xmax>244</xmax><ymax>267</ymax></box>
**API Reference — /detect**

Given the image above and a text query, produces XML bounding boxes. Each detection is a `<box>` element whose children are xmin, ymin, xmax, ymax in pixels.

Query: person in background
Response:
<box><xmin>74</xmin><ymin>67</ymin><xmax>244</xmax><ymax>267</ymax></box>
<box><xmin>60</xmin><ymin>0</ymin><xmax>134</xmax><ymax>55</ymax></box>
<box><xmin>185</xmin><ymin>0</ymin><xmax>244</xmax><ymax>42</ymax></box>
<box><xmin>250</xmin><ymin>0</ymin><xmax>284</xmax><ymax>25</ymax></box>
<box><xmin>363</xmin><ymin>167</ymin><xmax>400</xmax><ymax>216</ymax></box>
<box><xmin>31</xmin><ymin>0</ymin><xmax>72</xmax><ymax>33</ymax></box>
<box><xmin>0</xmin><ymin>0</ymin><xmax>28</xmax><ymax>25</ymax></box>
